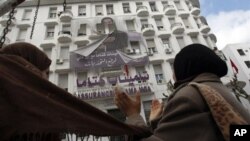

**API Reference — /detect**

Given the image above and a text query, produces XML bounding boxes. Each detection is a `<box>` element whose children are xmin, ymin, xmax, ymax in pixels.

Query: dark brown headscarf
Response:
<box><xmin>173</xmin><ymin>44</ymin><xmax>228</xmax><ymax>88</ymax></box>
<box><xmin>1</xmin><ymin>42</ymin><xmax>51</xmax><ymax>71</ymax></box>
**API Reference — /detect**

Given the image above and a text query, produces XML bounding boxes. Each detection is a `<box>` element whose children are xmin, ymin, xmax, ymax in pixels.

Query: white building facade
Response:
<box><xmin>0</xmin><ymin>0</ymin><xmax>219</xmax><ymax>140</ymax></box>
<box><xmin>222</xmin><ymin>43</ymin><xmax>250</xmax><ymax>110</ymax></box>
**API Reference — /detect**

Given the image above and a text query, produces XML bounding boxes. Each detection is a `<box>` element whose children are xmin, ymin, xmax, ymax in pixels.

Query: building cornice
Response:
<box><xmin>19</xmin><ymin>0</ymin><xmax>200</xmax><ymax>8</ymax></box>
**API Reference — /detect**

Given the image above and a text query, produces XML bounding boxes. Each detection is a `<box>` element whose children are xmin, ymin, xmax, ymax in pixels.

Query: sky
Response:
<box><xmin>200</xmin><ymin>0</ymin><xmax>250</xmax><ymax>50</ymax></box>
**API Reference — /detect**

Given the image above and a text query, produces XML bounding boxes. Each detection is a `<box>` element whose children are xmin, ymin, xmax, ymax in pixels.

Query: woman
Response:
<box><xmin>0</xmin><ymin>42</ymin><xmax>61</xmax><ymax>140</ymax></box>
<box><xmin>1</xmin><ymin>42</ymin><xmax>51</xmax><ymax>78</ymax></box>
<box><xmin>114</xmin><ymin>44</ymin><xmax>250</xmax><ymax>141</ymax></box>
<box><xmin>0</xmin><ymin>42</ymin><xmax>150</xmax><ymax>141</ymax></box>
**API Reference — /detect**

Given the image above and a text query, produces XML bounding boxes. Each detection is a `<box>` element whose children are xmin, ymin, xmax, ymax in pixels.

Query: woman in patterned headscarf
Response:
<box><xmin>114</xmin><ymin>44</ymin><xmax>250</xmax><ymax>141</ymax></box>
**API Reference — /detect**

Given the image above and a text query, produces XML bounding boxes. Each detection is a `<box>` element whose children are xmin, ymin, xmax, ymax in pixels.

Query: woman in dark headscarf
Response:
<box><xmin>1</xmin><ymin>42</ymin><xmax>51</xmax><ymax>78</ymax></box>
<box><xmin>114</xmin><ymin>44</ymin><xmax>250</xmax><ymax>141</ymax></box>
<box><xmin>0</xmin><ymin>42</ymin><xmax>150</xmax><ymax>141</ymax></box>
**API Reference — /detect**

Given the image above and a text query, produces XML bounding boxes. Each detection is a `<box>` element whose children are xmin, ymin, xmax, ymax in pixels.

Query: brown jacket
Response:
<box><xmin>126</xmin><ymin>73</ymin><xmax>250</xmax><ymax>141</ymax></box>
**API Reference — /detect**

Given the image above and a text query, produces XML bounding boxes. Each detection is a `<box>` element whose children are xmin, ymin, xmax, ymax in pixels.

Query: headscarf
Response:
<box><xmin>173</xmin><ymin>44</ymin><xmax>228</xmax><ymax>88</ymax></box>
<box><xmin>1</xmin><ymin>42</ymin><xmax>51</xmax><ymax>71</ymax></box>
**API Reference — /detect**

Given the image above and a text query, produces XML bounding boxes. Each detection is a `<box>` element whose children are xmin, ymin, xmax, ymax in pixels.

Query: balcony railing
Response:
<box><xmin>171</xmin><ymin>23</ymin><xmax>184</xmax><ymax>34</ymax></box>
<box><xmin>198</xmin><ymin>23</ymin><xmax>210</xmax><ymax>33</ymax></box>
<box><xmin>136</xmin><ymin>6</ymin><xmax>149</xmax><ymax>17</ymax></box>
<box><xmin>58</xmin><ymin>31</ymin><xmax>72</xmax><ymax>43</ymax></box>
<box><xmin>191</xmin><ymin>7</ymin><xmax>200</xmax><ymax>16</ymax></box>
<box><xmin>163</xmin><ymin>5</ymin><xmax>176</xmax><ymax>15</ymax></box>
<box><xmin>141</xmin><ymin>24</ymin><xmax>155</xmax><ymax>36</ymax></box>
<box><xmin>58</xmin><ymin>10</ymin><xmax>73</xmax><ymax>22</ymax></box>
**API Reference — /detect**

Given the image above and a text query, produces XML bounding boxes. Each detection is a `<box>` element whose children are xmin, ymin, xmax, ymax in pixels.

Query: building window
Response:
<box><xmin>58</xmin><ymin>73</ymin><xmax>68</xmax><ymax>91</ymax></box>
<box><xmin>146</xmin><ymin>39</ymin><xmax>157</xmax><ymax>55</ymax></box>
<box><xmin>136</xmin><ymin>2</ymin><xmax>143</xmax><ymax>7</ymax></box>
<box><xmin>162</xmin><ymin>1</ymin><xmax>168</xmax><ymax>7</ymax></box>
<box><xmin>149</xmin><ymin>2</ymin><xmax>158</xmax><ymax>12</ymax></box>
<box><xmin>22</xmin><ymin>9</ymin><xmax>32</xmax><ymax>21</ymax></box>
<box><xmin>161</xmin><ymin>38</ymin><xmax>170</xmax><ymax>47</ymax></box>
<box><xmin>176</xmin><ymin>36</ymin><xmax>185</xmax><ymax>49</ymax></box>
<box><xmin>174</xmin><ymin>1</ymin><xmax>183</xmax><ymax>10</ymax></box>
<box><xmin>191</xmin><ymin>35</ymin><xmax>199</xmax><ymax>43</ymax></box>
<box><xmin>122</xmin><ymin>3</ymin><xmax>131</xmax><ymax>13</ymax></box>
<box><xmin>245</xmin><ymin>61</ymin><xmax>250</xmax><ymax>68</ymax></box>
<box><xmin>153</xmin><ymin>64</ymin><xmax>165</xmax><ymax>84</ymax></box>
<box><xmin>106</xmin><ymin>4</ymin><xmax>114</xmax><ymax>15</ymax></box>
<box><xmin>96</xmin><ymin>23</ymin><xmax>105</xmax><ymax>34</ymax></box>
<box><xmin>65</xmin><ymin>6</ymin><xmax>71</xmax><ymax>11</ymax></box>
<box><xmin>143</xmin><ymin>100</ymin><xmax>152</xmax><ymax>123</ymax></box>
<box><xmin>182</xmin><ymin>17</ymin><xmax>192</xmax><ymax>28</ymax></box>
<box><xmin>126</xmin><ymin>20</ymin><xmax>135</xmax><ymax>31</ymax></box>
<box><xmin>16</xmin><ymin>28</ymin><xmax>27</xmax><ymax>41</ymax></box>
<box><xmin>95</xmin><ymin>5</ymin><xmax>103</xmax><ymax>16</ymax></box>
<box><xmin>130</xmin><ymin>41</ymin><xmax>141</xmax><ymax>54</ymax></box>
<box><xmin>78</xmin><ymin>5</ymin><xmax>86</xmax><ymax>16</ymax></box>
<box><xmin>237</xmin><ymin>49</ymin><xmax>245</xmax><ymax>56</ymax></box>
<box><xmin>60</xmin><ymin>24</ymin><xmax>71</xmax><ymax>36</ymax></box>
<box><xmin>60</xmin><ymin>46</ymin><xmax>69</xmax><ymax>60</ymax></box>
<box><xmin>43</xmin><ymin>47</ymin><xmax>52</xmax><ymax>59</ymax></box>
<box><xmin>168</xmin><ymin>17</ymin><xmax>175</xmax><ymax>26</ymax></box>
<box><xmin>141</xmin><ymin>19</ymin><xmax>148</xmax><ymax>26</ymax></box>
<box><xmin>154</xmin><ymin>18</ymin><xmax>164</xmax><ymax>30</ymax></box>
<box><xmin>46</xmin><ymin>26</ymin><xmax>55</xmax><ymax>38</ymax></box>
<box><xmin>78</xmin><ymin>24</ymin><xmax>87</xmax><ymax>36</ymax></box>
<box><xmin>48</xmin><ymin>7</ymin><xmax>57</xmax><ymax>19</ymax></box>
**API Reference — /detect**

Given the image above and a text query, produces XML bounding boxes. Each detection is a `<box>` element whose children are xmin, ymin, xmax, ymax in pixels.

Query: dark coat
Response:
<box><xmin>126</xmin><ymin>73</ymin><xmax>250</xmax><ymax>141</ymax></box>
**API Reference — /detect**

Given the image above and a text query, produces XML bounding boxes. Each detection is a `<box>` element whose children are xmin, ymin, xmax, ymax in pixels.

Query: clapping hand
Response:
<box><xmin>114</xmin><ymin>86</ymin><xmax>141</xmax><ymax>117</ymax></box>
<box><xmin>149</xmin><ymin>99</ymin><xmax>163</xmax><ymax>122</ymax></box>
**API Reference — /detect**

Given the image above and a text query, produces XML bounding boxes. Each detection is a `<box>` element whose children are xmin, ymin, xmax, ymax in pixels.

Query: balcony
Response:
<box><xmin>57</xmin><ymin>31</ymin><xmax>72</xmax><ymax>43</ymax></box>
<box><xmin>209</xmin><ymin>33</ymin><xmax>217</xmax><ymax>43</ymax></box>
<box><xmin>191</xmin><ymin>7</ymin><xmax>200</xmax><ymax>16</ymax></box>
<box><xmin>59</xmin><ymin>10</ymin><xmax>73</xmax><ymax>22</ymax></box>
<box><xmin>136</xmin><ymin>6</ymin><xmax>149</xmax><ymax>17</ymax></box>
<box><xmin>163</xmin><ymin>5</ymin><xmax>176</xmax><ymax>15</ymax></box>
<box><xmin>199</xmin><ymin>23</ymin><xmax>210</xmax><ymax>33</ymax></box>
<box><xmin>171</xmin><ymin>23</ymin><xmax>184</xmax><ymax>34</ymax></box>
<box><xmin>141</xmin><ymin>24</ymin><xmax>155</xmax><ymax>36</ymax></box>
<box><xmin>0</xmin><ymin>15</ymin><xmax>15</xmax><ymax>26</ymax></box>
<box><xmin>178</xmin><ymin>9</ymin><xmax>189</xmax><ymax>18</ymax></box>
<box><xmin>74</xmin><ymin>35</ymin><xmax>90</xmax><ymax>46</ymax></box>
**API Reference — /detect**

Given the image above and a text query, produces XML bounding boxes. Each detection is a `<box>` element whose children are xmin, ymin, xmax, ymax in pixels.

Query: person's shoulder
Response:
<box><xmin>173</xmin><ymin>84</ymin><xmax>200</xmax><ymax>100</ymax></box>
<box><xmin>168</xmin><ymin>84</ymin><xmax>208</xmax><ymax>111</ymax></box>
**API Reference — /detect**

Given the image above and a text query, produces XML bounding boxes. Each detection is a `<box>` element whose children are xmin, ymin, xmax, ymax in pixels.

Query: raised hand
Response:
<box><xmin>114</xmin><ymin>87</ymin><xmax>141</xmax><ymax>117</ymax></box>
<box><xmin>149</xmin><ymin>99</ymin><xmax>163</xmax><ymax>121</ymax></box>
